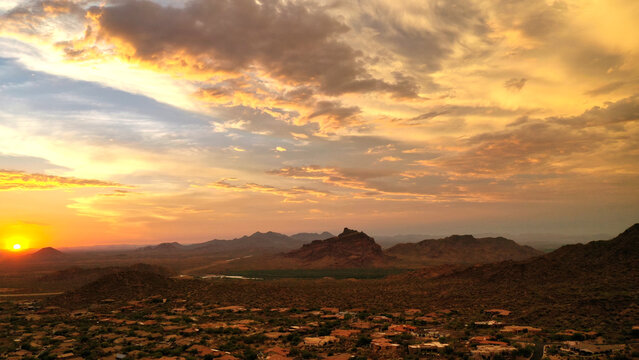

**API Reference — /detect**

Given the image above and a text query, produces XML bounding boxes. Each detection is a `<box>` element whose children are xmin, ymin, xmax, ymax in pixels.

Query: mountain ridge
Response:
<box><xmin>386</xmin><ymin>234</ymin><xmax>542</xmax><ymax>266</ymax></box>
<box><xmin>284</xmin><ymin>228</ymin><xmax>391</xmax><ymax>268</ymax></box>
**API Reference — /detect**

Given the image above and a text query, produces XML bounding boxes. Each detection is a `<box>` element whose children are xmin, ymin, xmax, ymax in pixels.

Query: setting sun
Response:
<box><xmin>1</xmin><ymin>222</ymin><xmax>48</xmax><ymax>251</ymax></box>
<box><xmin>3</xmin><ymin>235</ymin><xmax>30</xmax><ymax>252</ymax></box>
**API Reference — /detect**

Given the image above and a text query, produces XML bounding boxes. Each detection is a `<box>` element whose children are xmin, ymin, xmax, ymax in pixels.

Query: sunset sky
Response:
<box><xmin>1</xmin><ymin>0</ymin><xmax>638</xmax><ymax>248</ymax></box>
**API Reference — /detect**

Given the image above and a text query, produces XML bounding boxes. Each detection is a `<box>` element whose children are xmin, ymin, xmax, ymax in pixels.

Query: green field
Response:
<box><xmin>219</xmin><ymin>268</ymin><xmax>409</xmax><ymax>279</ymax></box>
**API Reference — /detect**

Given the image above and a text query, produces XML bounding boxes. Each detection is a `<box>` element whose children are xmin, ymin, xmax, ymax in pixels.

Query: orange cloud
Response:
<box><xmin>208</xmin><ymin>179</ymin><xmax>331</xmax><ymax>203</ymax></box>
<box><xmin>267</xmin><ymin>166</ymin><xmax>489</xmax><ymax>202</ymax></box>
<box><xmin>0</xmin><ymin>170</ymin><xmax>125</xmax><ymax>191</ymax></box>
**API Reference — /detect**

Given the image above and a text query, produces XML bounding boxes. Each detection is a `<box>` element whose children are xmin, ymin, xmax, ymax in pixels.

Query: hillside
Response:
<box><xmin>137</xmin><ymin>242</ymin><xmax>185</xmax><ymax>252</ymax></box>
<box><xmin>48</xmin><ymin>224</ymin><xmax>639</xmax><ymax>336</ymax></box>
<box><xmin>193</xmin><ymin>231</ymin><xmax>302</xmax><ymax>254</ymax></box>
<box><xmin>134</xmin><ymin>232</ymin><xmax>305</xmax><ymax>258</ymax></box>
<box><xmin>284</xmin><ymin>228</ymin><xmax>391</xmax><ymax>268</ymax></box>
<box><xmin>29</xmin><ymin>247</ymin><xmax>66</xmax><ymax>261</ymax></box>
<box><xmin>386</xmin><ymin>234</ymin><xmax>542</xmax><ymax>266</ymax></box>
<box><xmin>190</xmin><ymin>228</ymin><xmax>392</xmax><ymax>272</ymax></box>
<box><xmin>390</xmin><ymin>223</ymin><xmax>639</xmax><ymax>330</ymax></box>
<box><xmin>440</xmin><ymin>223</ymin><xmax>639</xmax><ymax>284</ymax></box>
<box><xmin>51</xmin><ymin>270</ymin><xmax>183</xmax><ymax>307</ymax></box>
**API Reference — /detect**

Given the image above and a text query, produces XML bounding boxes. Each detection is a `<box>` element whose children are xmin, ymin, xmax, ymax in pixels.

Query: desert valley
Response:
<box><xmin>1</xmin><ymin>0</ymin><xmax>638</xmax><ymax>359</ymax></box>
<box><xmin>0</xmin><ymin>224</ymin><xmax>637</xmax><ymax>359</ymax></box>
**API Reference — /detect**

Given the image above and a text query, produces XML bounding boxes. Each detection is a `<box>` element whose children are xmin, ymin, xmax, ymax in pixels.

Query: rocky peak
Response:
<box><xmin>286</xmin><ymin>228</ymin><xmax>388</xmax><ymax>267</ymax></box>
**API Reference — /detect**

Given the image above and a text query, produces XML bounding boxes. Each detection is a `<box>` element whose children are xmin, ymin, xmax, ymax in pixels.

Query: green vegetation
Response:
<box><xmin>219</xmin><ymin>268</ymin><xmax>408</xmax><ymax>279</ymax></box>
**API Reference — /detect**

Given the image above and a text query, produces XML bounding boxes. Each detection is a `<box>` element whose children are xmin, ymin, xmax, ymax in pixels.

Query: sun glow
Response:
<box><xmin>1</xmin><ymin>222</ymin><xmax>49</xmax><ymax>251</ymax></box>
<box><xmin>4</xmin><ymin>235</ymin><xmax>30</xmax><ymax>252</ymax></box>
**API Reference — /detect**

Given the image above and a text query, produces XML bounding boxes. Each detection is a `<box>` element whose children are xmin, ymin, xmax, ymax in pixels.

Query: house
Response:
<box><xmin>405</xmin><ymin>308</ymin><xmax>421</xmax><ymax>316</ymax></box>
<box><xmin>372</xmin><ymin>315</ymin><xmax>391</xmax><ymax>322</ymax></box>
<box><xmin>556</xmin><ymin>329</ymin><xmax>598</xmax><ymax>338</ymax></box>
<box><xmin>187</xmin><ymin>344</ymin><xmax>216</xmax><ymax>356</ymax></box>
<box><xmin>331</xmin><ymin>329</ymin><xmax>360</xmax><ymax>338</ymax></box>
<box><xmin>469</xmin><ymin>336</ymin><xmax>491</xmax><ymax>343</ymax></box>
<box><xmin>303</xmin><ymin>336</ymin><xmax>338</xmax><ymax>346</ymax></box>
<box><xmin>371</xmin><ymin>338</ymin><xmax>401</xmax><ymax>355</ymax></box>
<box><xmin>264</xmin><ymin>346</ymin><xmax>292</xmax><ymax>360</ymax></box>
<box><xmin>217</xmin><ymin>355</ymin><xmax>240</xmax><ymax>360</ymax></box>
<box><xmin>500</xmin><ymin>325</ymin><xmax>541</xmax><ymax>334</ymax></box>
<box><xmin>321</xmin><ymin>313</ymin><xmax>345</xmax><ymax>319</ymax></box>
<box><xmin>270</xmin><ymin>307</ymin><xmax>290</xmax><ymax>313</ymax></box>
<box><xmin>351</xmin><ymin>321</ymin><xmax>374</xmax><ymax>329</ymax></box>
<box><xmin>264</xmin><ymin>331</ymin><xmax>289</xmax><ymax>339</ymax></box>
<box><xmin>415</xmin><ymin>316</ymin><xmax>438</xmax><ymax>323</ymax></box>
<box><xmin>474</xmin><ymin>320</ymin><xmax>503</xmax><ymax>327</ymax></box>
<box><xmin>471</xmin><ymin>344</ymin><xmax>517</xmax><ymax>359</ymax></box>
<box><xmin>215</xmin><ymin>305</ymin><xmax>246</xmax><ymax>312</ymax></box>
<box><xmin>388</xmin><ymin>324</ymin><xmax>417</xmax><ymax>333</ymax></box>
<box><xmin>408</xmin><ymin>341</ymin><xmax>450</xmax><ymax>354</ymax></box>
<box><xmin>324</xmin><ymin>354</ymin><xmax>352</xmax><ymax>360</ymax></box>
<box><xmin>321</xmin><ymin>307</ymin><xmax>339</xmax><ymax>313</ymax></box>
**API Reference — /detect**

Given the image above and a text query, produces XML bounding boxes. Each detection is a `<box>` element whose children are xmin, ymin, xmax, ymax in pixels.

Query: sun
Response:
<box><xmin>4</xmin><ymin>235</ymin><xmax>30</xmax><ymax>252</ymax></box>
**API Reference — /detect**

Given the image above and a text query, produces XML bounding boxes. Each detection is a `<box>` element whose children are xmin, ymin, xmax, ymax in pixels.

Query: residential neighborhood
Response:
<box><xmin>1</xmin><ymin>297</ymin><xmax>636</xmax><ymax>359</ymax></box>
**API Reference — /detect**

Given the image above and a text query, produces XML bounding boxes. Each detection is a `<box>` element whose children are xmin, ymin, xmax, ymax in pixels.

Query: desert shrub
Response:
<box><xmin>356</xmin><ymin>335</ymin><xmax>371</xmax><ymax>347</ymax></box>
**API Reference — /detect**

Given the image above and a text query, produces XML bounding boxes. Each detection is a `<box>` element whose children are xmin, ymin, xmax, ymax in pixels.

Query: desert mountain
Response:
<box><xmin>137</xmin><ymin>242</ymin><xmax>185</xmax><ymax>252</ymax></box>
<box><xmin>385</xmin><ymin>224</ymin><xmax>639</xmax><ymax>329</ymax></box>
<box><xmin>284</xmin><ymin>228</ymin><xmax>391</xmax><ymax>268</ymax></box>
<box><xmin>132</xmin><ymin>232</ymin><xmax>305</xmax><ymax>259</ymax></box>
<box><xmin>442</xmin><ymin>223</ymin><xmax>639</xmax><ymax>283</ymax></box>
<box><xmin>29</xmin><ymin>247</ymin><xmax>66</xmax><ymax>261</ymax></box>
<box><xmin>51</xmin><ymin>269</ymin><xmax>181</xmax><ymax>307</ymax></box>
<box><xmin>195</xmin><ymin>231</ymin><xmax>302</xmax><ymax>253</ymax></box>
<box><xmin>40</xmin><ymin>263</ymin><xmax>173</xmax><ymax>282</ymax></box>
<box><xmin>386</xmin><ymin>234</ymin><xmax>542</xmax><ymax>266</ymax></box>
<box><xmin>49</xmin><ymin>225</ymin><xmax>639</xmax><ymax>336</ymax></box>
<box><xmin>191</xmin><ymin>228</ymin><xmax>391</xmax><ymax>272</ymax></box>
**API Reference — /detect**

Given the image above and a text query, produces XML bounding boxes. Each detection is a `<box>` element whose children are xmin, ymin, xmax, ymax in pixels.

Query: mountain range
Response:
<box><xmin>51</xmin><ymin>223</ymin><xmax>639</xmax><ymax>336</ymax></box>
<box><xmin>186</xmin><ymin>228</ymin><xmax>544</xmax><ymax>272</ymax></box>
<box><xmin>137</xmin><ymin>231</ymin><xmax>334</xmax><ymax>257</ymax></box>
<box><xmin>8</xmin><ymin>228</ymin><xmax>544</xmax><ymax>272</ymax></box>
<box><xmin>386</xmin><ymin>234</ymin><xmax>543</xmax><ymax>266</ymax></box>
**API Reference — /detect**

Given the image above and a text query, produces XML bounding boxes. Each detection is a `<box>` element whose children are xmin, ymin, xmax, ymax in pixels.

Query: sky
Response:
<box><xmin>0</xmin><ymin>0</ymin><xmax>638</xmax><ymax>249</ymax></box>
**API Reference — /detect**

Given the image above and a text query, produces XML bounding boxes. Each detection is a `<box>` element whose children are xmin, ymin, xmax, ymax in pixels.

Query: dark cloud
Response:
<box><xmin>431</xmin><ymin>96</ymin><xmax>639</xmax><ymax>176</ymax></box>
<box><xmin>358</xmin><ymin>0</ymin><xmax>490</xmax><ymax>72</ymax></box>
<box><xmin>504</xmin><ymin>78</ymin><xmax>527</xmax><ymax>91</ymax></box>
<box><xmin>85</xmin><ymin>0</ymin><xmax>418</xmax><ymax>98</ymax></box>
<box><xmin>306</xmin><ymin>101</ymin><xmax>361</xmax><ymax>130</ymax></box>
<box><xmin>552</xmin><ymin>95</ymin><xmax>639</xmax><ymax>129</ymax></box>
<box><xmin>565</xmin><ymin>45</ymin><xmax>625</xmax><ymax>77</ymax></box>
<box><xmin>394</xmin><ymin>104</ymin><xmax>527</xmax><ymax>127</ymax></box>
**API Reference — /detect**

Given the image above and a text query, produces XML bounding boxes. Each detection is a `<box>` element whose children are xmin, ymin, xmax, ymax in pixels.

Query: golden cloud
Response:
<box><xmin>208</xmin><ymin>179</ymin><xmax>332</xmax><ymax>203</ymax></box>
<box><xmin>0</xmin><ymin>170</ymin><xmax>125</xmax><ymax>191</ymax></box>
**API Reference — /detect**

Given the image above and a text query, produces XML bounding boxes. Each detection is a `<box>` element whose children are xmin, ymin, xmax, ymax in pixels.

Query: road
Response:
<box><xmin>532</xmin><ymin>342</ymin><xmax>545</xmax><ymax>360</ymax></box>
<box><xmin>0</xmin><ymin>292</ymin><xmax>63</xmax><ymax>297</ymax></box>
